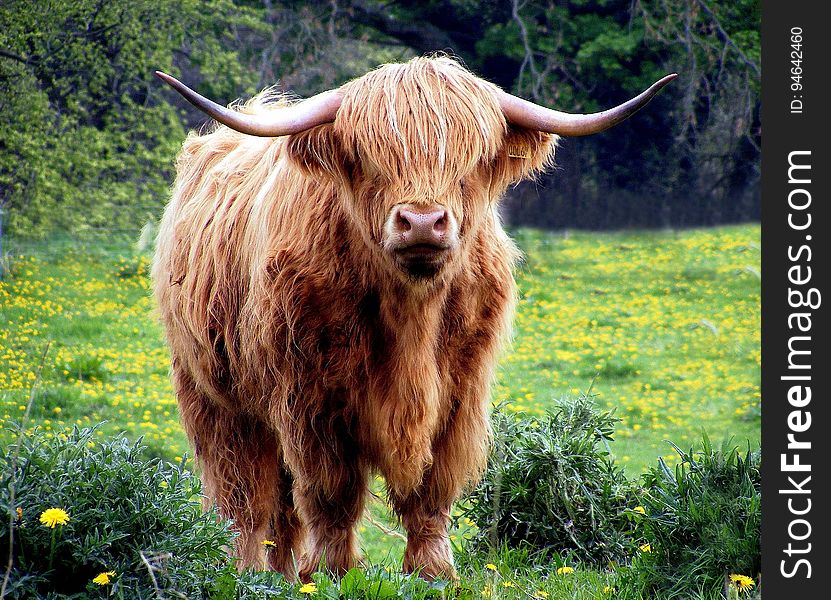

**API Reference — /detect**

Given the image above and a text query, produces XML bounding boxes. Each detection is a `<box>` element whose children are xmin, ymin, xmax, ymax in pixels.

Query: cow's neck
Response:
<box><xmin>369</xmin><ymin>278</ymin><xmax>450</xmax><ymax>494</ymax></box>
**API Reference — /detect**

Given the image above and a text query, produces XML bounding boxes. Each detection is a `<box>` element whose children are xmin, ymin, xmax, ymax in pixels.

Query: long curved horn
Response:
<box><xmin>498</xmin><ymin>73</ymin><xmax>677</xmax><ymax>136</ymax></box>
<box><xmin>154</xmin><ymin>71</ymin><xmax>342</xmax><ymax>137</ymax></box>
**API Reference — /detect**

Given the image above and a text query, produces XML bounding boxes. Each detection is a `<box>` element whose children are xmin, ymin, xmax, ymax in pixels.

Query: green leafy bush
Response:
<box><xmin>0</xmin><ymin>424</ymin><xmax>456</xmax><ymax>599</ymax></box>
<box><xmin>618</xmin><ymin>437</ymin><xmax>761</xmax><ymax>599</ymax></box>
<box><xmin>463</xmin><ymin>401</ymin><xmax>761</xmax><ymax>599</ymax></box>
<box><xmin>0</xmin><ymin>425</ymin><xmax>242</xmax><ymax>598</ymax></box>
<box><xmin>462</xmin><ymin>396</ymin><xmax>638</xmax><ymax>564</ymax></box>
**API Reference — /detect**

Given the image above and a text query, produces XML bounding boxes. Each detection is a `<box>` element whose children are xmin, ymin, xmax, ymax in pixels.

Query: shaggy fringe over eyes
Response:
<box><xmin>335</xmin><ymin>56</ymin><xmax>507</xmax><ymax>195</ymax></box>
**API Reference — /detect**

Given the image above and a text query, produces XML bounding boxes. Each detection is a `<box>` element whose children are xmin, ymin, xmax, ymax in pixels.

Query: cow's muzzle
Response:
<box><xmin>383</xmin><ymin>204</ymin><xmax>459</xmax><ymax>279</ymax></box>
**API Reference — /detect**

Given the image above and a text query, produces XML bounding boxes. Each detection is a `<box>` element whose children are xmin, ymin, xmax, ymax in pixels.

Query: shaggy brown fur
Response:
<box><xmin>152</xmin><ymin>56</ymin><xmax>556</xmax><ymax>581</ymax></box>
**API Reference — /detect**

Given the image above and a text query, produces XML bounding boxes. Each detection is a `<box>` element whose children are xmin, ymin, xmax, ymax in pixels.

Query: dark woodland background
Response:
<box><xmin>0</xmin><ymin>0</ymin><xmax>760</xmax><ymax>238</ymax></box>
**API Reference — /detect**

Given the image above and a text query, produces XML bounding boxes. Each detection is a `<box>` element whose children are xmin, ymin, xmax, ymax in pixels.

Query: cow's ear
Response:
<box><xmin>286</xmin><ymin>125</ymin><xmax>352</xmax><ymax>182</ymax></box>
<box><xmin>490</xmin><ymin>128</ymin><xmax>558</xmax><ymax>189</ymax></box>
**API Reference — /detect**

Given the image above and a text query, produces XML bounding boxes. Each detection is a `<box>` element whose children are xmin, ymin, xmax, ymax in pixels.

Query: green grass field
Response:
<box><xmin>0</xmin><ymin>224</ymin><xmax>760</xmax><ymax>597</ymax></box>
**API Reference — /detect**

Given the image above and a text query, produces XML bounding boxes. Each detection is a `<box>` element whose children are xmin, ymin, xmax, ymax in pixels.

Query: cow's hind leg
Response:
<box><xmin>174</xmin><ymin>370</ymin><xmax>303</xmax><ymax>577</ymax></box>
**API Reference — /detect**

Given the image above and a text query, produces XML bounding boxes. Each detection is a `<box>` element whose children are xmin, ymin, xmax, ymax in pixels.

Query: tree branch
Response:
<box><xmin>0</xmin><ymin>48</ymin><xmax>33</xmax><ymax>65</ymax></box>
<box><xmin>511</xmin><ymin>0</ymin><xmax>542</xmax><ymax>100</ymax></box>
<box><xmin>694</xmin><ymin>0</ymin><xmax>760</xmax><ymax>76</ymax></box>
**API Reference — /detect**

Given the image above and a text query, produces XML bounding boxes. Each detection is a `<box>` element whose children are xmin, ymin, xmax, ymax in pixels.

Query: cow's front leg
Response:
<box><xmin>389</xmin><ymin>392</ymin><xmax>491</xmax><ymax>580</ymax></box>
<box><xmin>279</xmin><ymin>391</ymin><xmax>367</xmax><ymax>582</ymax></box>
<box><xmin>392</xmin><ymin>492</ymin><xmax>455</xmax><ymax>580</ymax></box>
<box><xmin>293</xmin><ymin>466</ymin><xmax>367</xmax><ymax>581</ymax></box>
<box><xmin>173</xmin><ymin>367</ymin><xmax>303</xmax><ymax>576</ymax></box>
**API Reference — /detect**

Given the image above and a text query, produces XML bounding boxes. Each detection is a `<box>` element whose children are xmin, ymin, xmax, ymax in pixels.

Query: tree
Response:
<box><xmin>0</xmin><ymin>0</ymin><xmax>260</xmax><ymax>238</ymax></box>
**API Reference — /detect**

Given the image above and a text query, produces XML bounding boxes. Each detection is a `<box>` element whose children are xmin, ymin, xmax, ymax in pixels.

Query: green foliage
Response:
<box><xmin>317</xmin><ymin>566</ymin><xmax>451</xmax><ymax>600</ymax></box>
<box><xmin>1</xmin><ymin>0</ymin><xmax>760</xmax><ymax>236</ymax></box>
<box><xmin>618</xmin><ymin>437</ymin><xmax>761</xmax><ymax>599</ymax></box>
<box><xmin>0</xmin><ymin>0</ymin><xmax>260</xmax><ymax>239</ymax></box>
<box><xmin>0</xmin><ymin>423</ymin><xmax>760</xmax><ymax>599</ymax></box>
<box><xmin>471</xmin><ymin>0</ymin><xmax>761</xmax><ymax>228</ymax></box>
<box><xmin>0</xmin><ymin>424</ymin><xmax>469</xmax><ymax>599</ymax></box>
<box><xmin>62</xmin><ymin>354</ymin><xmax>108</xmax><ymax>382</ymax></box>
<box><xmin>0</xmin><ymin>425</ymin><xmax>241</xmax><ymax>598</ymax></box>
<box><xmin>463</xmin><ymin>395</ymin><xmax>638</xmax><ymax>564</ymax></box>
<box><xmin>29</xmin><ymin>387</ymin><xmax>82</xmax><ymax>420</ymax></box>
<box><xmin>463</xmin><ymin>402</ymin><xmax>760</xmax><ymax>598</ymax></box>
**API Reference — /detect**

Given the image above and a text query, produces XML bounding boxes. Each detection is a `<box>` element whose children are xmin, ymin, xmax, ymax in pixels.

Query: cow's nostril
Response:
<box><xmin>433</xmin><ymin>212</ymin><xmax>448</xmax><ymax>233</ymax></box>
<box><xmin>395</xmin><ymin>210</ymin><xmax>412</xmax><ymax>232</ymax></box>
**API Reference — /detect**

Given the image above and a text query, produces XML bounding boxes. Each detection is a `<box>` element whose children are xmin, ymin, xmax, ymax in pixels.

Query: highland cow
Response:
<box><xmin>152</xmin><ymin>56</ymin><xmax>674</xmax><ymax>581</ymax></box>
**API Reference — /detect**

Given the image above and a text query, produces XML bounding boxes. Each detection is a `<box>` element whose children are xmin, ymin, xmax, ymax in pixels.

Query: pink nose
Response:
<box><xmin>393</xmin><ymin>207</ymin><xmax>449</xmax><ymax>246</ymax></box>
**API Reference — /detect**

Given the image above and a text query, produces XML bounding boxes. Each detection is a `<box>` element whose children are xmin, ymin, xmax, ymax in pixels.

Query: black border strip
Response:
<box><xmin>761</xmin><ymin>1</ymin><xmax>830</xmax><ymax>596</ymax></box>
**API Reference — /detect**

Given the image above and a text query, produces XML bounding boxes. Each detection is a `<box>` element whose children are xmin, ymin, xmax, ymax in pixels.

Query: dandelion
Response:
<box><xmin>39</xmin><ymin>507</ymin><xmax>70</xmax><ymax>528</ymax></box>
<box><xmin>633</xmin><ymin>506</ymin><xmax>646</xmax><ymax>514</ymax></box>
<box><xmin>501</xmin><ymin>580</ymin><xmax>515</xmax><ymax>588</ymax></box>
<box><xmin>485</xmin><ymin>563</ymin><xmax>498</xmax><ymax>571</ymax></box>
<box><xmin>639</xmin><ymin>543</ymin><xmax>652</xmax><ymax>553</ymax></box>
<box><xmin>603</xmin><ymin>585</ymin><xmax>616</xmax><ymax>594</ymax></box>
<box><xmin>262</xmin><ymin>539</ymin><xmax>277</xmax><ymax>548</ymax></box>
<box><xmin>729</xmin><ymin>574</ymin><xmax>755</xmax><ymax>592</ymax></box>
<box><xmin>92</xmin><ymin>571</ymin><xmax>116</xmax><ymax>585</ymax></box>
<box><xmin>299</xmin><ymin>582</ymin><xmax>317</xmax><ymax>594</ymax></box>
<box><xmin>556</xmin><ymin>566</ymin><xmax>574</xmax><ymax>575</ymax></box>
<box><xmin>534</xmin><ymin>590</ymin><xmax>549</xmax><ymax>598</ymax></box>
<box><xmin>40</xmin><ymin>508</ymin><xmax>70</xmax><ymax>572</ymax></box>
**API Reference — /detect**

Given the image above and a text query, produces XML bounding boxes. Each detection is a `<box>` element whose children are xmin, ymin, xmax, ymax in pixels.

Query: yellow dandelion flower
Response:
<box><xmin>603</xmin><ymin>585</ymin><xmax>616</xmax><ymax>594</ymax></box>
<box><xmin>92</xmin><ymin>571</ymin><xmax>116</xmax><ymax>585</ymax></box>
<box><xmin>639</xmin><ymin>543</ymin><xmax>652</xmax><ymax>553</ymax></box>
<box><xmin>729</xmin><ymin>574</ymin><xmax>755</xmax><ymax>592</ymax></box>
<box><xmin>556</xmin><ymin>566</ymin><xmax>575</xmax><ymax>575</ymax></box>
<box><xmin>39</xmin><ymin>508</ymin><xmax>70</xmax><ymax>528</ymax></box>
<box><xmin>501</xmin><ymin>580</ymin><xmax>515</xmax><ymax>588</ymax></box>
<box><xmin>633</xmin><ymin>506</ymin><xmax>646</xmax><ymax>514</ymax></box>
<box><xmin>534</xmin><ymin>590</ymin><xmax>549</xmax><ymax>598</ymax></box>
<box><xmin>485</xmin><ymin>563</ymin><xmax>498</xmax><ymax>571</ymax></box>
<box><xmin>299</xmin><ymin>582</ymin><xmax>317</xmax><ymax>594</ymax></box>
<box><xmin>262</xmin><ymin>539</ymin><xmax>277</xmax><ymax>548</ymax></box>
